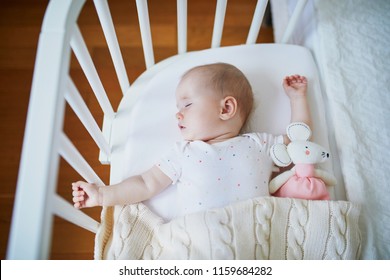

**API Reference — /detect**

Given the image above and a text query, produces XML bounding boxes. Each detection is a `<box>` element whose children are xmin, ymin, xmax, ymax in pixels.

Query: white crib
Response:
<box><xmin>7</xmin><ymin>0</ymin><xmax>362</xmax><ymax>260</ymax></box>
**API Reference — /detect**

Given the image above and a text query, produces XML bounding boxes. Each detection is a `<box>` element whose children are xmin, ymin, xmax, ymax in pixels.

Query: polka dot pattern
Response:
<box><xmin>156</xmin><ymin>133</ymin><xmax>283</xmax><ymax>216</ymax></box>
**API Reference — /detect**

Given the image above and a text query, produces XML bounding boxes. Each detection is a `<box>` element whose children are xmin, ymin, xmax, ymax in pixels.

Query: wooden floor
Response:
<box><xmin>0</xmin><ymin>0</ymin><xmax>273</xmax><ymax>259</ymax></box>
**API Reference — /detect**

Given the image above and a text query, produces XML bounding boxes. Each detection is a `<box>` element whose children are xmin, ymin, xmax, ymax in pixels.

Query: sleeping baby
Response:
<box><xmin>72</xmin><ymin>63</ymin><xmax>311</xmax><ymax>217</ymax></box>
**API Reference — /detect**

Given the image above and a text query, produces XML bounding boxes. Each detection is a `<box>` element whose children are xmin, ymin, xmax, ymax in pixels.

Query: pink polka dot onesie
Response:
<box><xmin>157</xmin><ymin>133</ymin><xmax>283</xmax><ymax>216</ymax></box>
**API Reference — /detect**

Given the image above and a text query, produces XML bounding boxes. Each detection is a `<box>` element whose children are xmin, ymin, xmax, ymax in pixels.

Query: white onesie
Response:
<box><xmin>156</xmin><ymin>133</ymin><xmax>283</xmax><ymax>217</ymax></box>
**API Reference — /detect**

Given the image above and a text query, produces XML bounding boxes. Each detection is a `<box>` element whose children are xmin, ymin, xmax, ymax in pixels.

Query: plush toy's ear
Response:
<box><xmin>270</xmin><ymin>143</ymin><xmax>292</xmax><ymax>167</ymax></box>
<box><xmin>286</xmin><ymin>122</ymin><xmax>312</xmax><ymax>141</ymax></box>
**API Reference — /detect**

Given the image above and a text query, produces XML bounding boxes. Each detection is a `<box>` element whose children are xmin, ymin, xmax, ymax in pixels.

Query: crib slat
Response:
<box><xmin>59</xmin><ymin>133</ymin><xmax>105</xmax><ymax>187</ymax></box>
<box><xmin>177</xmin><ymin>0</ymin><xmax>187</xmax><ymax>54</ymax></box>
<box><xmin>211</xmin><ymin>0</ymin><xmax>227</xmax><ymax>48</ymax></box>
<box><xmin>136</xmin><ymin>0</ymin><xmax>155</xmax><ymax>68</ymax></box>
<box><xmin>65</xmin><ymin>77</ymin><xmax>111</xmax><ymax>159</ymax></box>
<box><xmin>246</xmin><ymin>0</ymin><xmax>269</xmax><ymax>44</ymax></box>
<box><xmin>70</xmin><ymin>26</ymin><xmax>115</xmax><ymax>119</ymax></box>
<box><xmin>93</xmin><ymin>0</ymin><xmax>130</xmax><ymax>95</ymax></box>
<box><xmin>281</xmin><ymin>0</ymin><xmax>308</xmax><ymax>43</ymax></box>
<box><xmin>52</xmin><ymin>195</ymin><xmax>99</xmax><ymax>233</ymax></box>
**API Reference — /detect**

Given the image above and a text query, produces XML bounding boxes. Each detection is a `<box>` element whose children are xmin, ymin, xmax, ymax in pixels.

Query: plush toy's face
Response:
<box><xmin>270</xmin><ymin>122</ymin><xmax>332</xmax><ymax>167</ymax></box>
<box><xmin>287</xmin><ymin>141</ymin><xmax>330</xmax><ymax>164</ymax></box>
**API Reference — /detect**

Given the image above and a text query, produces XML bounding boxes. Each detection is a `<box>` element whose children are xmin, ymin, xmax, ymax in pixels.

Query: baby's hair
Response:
<box><xmin>182</xmin><ymin>63</ymin><xmax>254</xmax><ymax>125</ymax></box>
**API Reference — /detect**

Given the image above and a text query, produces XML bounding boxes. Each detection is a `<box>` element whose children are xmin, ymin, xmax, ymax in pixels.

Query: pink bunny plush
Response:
<box><xmin>269</xmin><ymin>122</ymin><xmax>336</xmax><ymax>200</ymax></box>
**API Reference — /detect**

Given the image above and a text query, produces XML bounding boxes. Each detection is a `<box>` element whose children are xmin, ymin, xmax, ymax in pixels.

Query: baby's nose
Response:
<box><xmin>176</xmin><ymin>112</ymin><xmax>183</xmax><ymax>120</ymax></box>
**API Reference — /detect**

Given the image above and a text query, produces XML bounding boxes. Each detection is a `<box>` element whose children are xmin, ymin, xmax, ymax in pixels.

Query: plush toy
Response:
<box><xmin>269</xmin><ymin>122</ymin><xmax>336</xmax><ymax>200</ymax></box>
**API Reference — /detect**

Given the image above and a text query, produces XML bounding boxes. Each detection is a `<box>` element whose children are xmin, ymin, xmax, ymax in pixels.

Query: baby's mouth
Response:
<box><xmin>178</xmin><ymin>124</ymin><xmax>186</xmax><ymax>130</ymax></box>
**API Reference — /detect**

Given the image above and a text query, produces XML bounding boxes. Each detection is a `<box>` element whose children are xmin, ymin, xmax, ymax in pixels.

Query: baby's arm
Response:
<box><xmin>72</xmin><ymin>165</ymin><xmax>172</xmax><ymax>209</ymax></box>
<box><xmin>283</xmin><ymin>75</ymin><xmax>312</xmax><ymax>143</ymax></box>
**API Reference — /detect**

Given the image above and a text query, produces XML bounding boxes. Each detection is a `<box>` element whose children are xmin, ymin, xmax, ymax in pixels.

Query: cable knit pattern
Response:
<box><xmin>95</xmin><ymin>197</ymin><xmax>361</xmax><ymax>260</ymax></box>
<box><xmin>114</xmin><ymin>205</ymin><xmax>138</xmax><ymax>258</ymax></box>
<box><xmin>322</xmin><ymin>202</ymin><xmax>350</xmax><ymax>259</ymax></box>
<box><xmin>94</xmin><ymin>206</ymin><xmax>113</xmax><ymax>260</ymax></box>
<box><xmin>254</xmin><ymin>198</ymin><xmax>273</xmax><ymax>259</ymax></box>
<box><xmin>285</xmin><ymin>199</ymin><xmax>309</xmax><ymax>260</ymax></box>
<box><xmin>158</xmin><ymin>217</ymin><xmax>191</xmax><ymax>259</ymax></box>
<box><xmin>206</xmin><ymin>208</ymin><xmax>234</xmax><ymax>259</ymax></box>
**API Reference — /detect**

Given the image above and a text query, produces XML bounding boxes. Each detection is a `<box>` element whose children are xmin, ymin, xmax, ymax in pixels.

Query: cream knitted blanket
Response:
<box><xmin>94</xmin><ymin>197</ymin><xmax>360</xmax><ymax>259</ymax></box>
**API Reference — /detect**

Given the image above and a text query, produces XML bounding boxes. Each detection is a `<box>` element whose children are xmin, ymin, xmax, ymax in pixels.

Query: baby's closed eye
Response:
<box><xmin>185</xmin><ymin>103</ymin><xmax>192</xmax><ymax>108</ymax></box>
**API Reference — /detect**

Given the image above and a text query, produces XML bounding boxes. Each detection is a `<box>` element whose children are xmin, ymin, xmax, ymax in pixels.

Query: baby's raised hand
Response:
<box><xmin>283</xmin><ymin>75</ymin><xmax>307</xmax><ymax>98</ymax></box>
<box><xmin>72</xmin><ymin>181</ymin><xmax>101</xmax><ymax>209</ymax></box>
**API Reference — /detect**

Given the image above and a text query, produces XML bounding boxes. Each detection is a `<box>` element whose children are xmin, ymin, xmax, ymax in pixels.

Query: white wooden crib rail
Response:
<box><xmin>7</xmin><ymin>0</ymin><xmax>307</xmax><ymax>259</ymax></box>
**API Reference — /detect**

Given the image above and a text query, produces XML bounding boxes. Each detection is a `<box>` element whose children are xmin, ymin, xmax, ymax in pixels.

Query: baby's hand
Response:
<box><xmin>283</xmin><ymin>75</ymin><xmax>307</xmax><ymax>98</ymax></box>
<box><xmin>72</xmin><ymin>181</ymin><xmax>101</xmax><ymax>209</ymax></box>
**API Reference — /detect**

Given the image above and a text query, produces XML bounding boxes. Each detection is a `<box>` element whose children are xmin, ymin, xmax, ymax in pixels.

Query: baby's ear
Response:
<box><xmin>286</xmin><ymin>122</ymin><xmax>311</xmax><ymax>141</ymax></box>
<box><xmin>270</xmin><ymin>143</ymin><xmax>292</xmax><ymax>167</ymax></box>
<box><xmin>220</xmin><ymin>96</ymin><xmax>238</xmax><ymax>120</ymax></box>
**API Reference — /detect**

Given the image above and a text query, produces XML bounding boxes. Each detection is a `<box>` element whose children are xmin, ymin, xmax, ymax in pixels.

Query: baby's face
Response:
<box><xmin>175</xmin><ymin>73</ymin><xmax>223</xmax><ymax>142</ymax></box>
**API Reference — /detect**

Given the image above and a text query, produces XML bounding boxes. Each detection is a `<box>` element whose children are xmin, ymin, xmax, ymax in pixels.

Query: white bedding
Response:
<box><xmin>271</xmin><ymin>0</ymin><xmax>390</xmax><ymax>259</ymax></box>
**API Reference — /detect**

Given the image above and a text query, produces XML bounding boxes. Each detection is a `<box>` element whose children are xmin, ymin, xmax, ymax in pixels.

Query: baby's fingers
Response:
<box><xmin>73</xmin><ymin>195</ymin><xmax>85</xmax><ymax>209</ymax></box>
<box><xmin>73</xmin><ymin>195</ymin><xmax>84</xmax><ymax>203</ymax></box>
<box><xmin>72</xmin><ymin>189</ymin><xmax>85</xmax><ymax>197</ymax></box>
<box><xmin>72</xmin><ymin>182</ymin><xmax>85</xmax><ymax>192</ymax></box>
<box><xmin>74</xmin><ymin>201</ymin><xmax>83</xmax><ymax>209</ymax></box>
